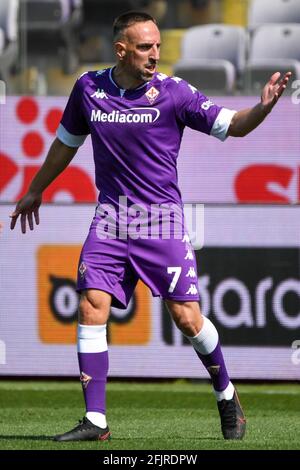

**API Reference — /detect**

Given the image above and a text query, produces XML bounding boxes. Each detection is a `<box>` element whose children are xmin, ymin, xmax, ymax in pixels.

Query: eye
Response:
<box><xmin>138</xmin><ymin>45</ymin><xmax>151</xmax><ymax>51</ymax></box>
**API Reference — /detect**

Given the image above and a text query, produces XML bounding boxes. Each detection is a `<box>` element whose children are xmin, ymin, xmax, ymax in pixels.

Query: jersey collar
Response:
<box><xmin>109</xmin><ymin>67</ymin><xmax>151</xmax><ymax>95</ymax></box>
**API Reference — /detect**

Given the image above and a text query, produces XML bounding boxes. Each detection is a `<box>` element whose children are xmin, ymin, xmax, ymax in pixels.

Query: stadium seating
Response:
<box><xmin>0</xmin><ymin>0</ymin><xmax>19</xmax><ymax>91</ymax></box>
<box><xmin>79</xmin><ymin>0</ymin><xmax>133</xmax><ymax>63</ymax></box>
<box><xmin>18</xmin><ymin>0</ymin><xmax>82</xmax><ymax>94</ymax></box>
<box><xmin>248</xmin><ymin>0</ymin><xmax>300</xmax><ymax>30</ymax></box>
<box><xmin>0</xmin><ymin>28</ymin><xmax>4</xmax><ymax>56</ymax></box>
<box><xmin>173</xmin><ymin>24</ymin><xmax>248</xmax><ymax>93</ymax></box>
<box><xmin>245</xmin><ymin>23</ymin><xmax>300</xmax><ymax>92</ymax></box>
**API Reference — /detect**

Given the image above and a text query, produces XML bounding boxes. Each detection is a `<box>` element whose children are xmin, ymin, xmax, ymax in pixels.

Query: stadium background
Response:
<box><xmin>0</xmin><ymin>0</ymin><xmax>300</xmax><ymax>395</ymax></box>
<box><xmin>1</xmin><ymin>0</ymin><xmax>300</xmax><ymax>381</ymax></box>
<box><xmin>0</xmin><ymin>0</ymin><xmax>300</xmax><ymax>453</ymax></box>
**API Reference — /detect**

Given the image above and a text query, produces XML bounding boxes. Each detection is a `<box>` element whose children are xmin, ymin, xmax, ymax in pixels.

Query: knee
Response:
<box><xmin>79</xmin><ymin>290</ymin><xmax>111</xmax><ymax>325</ymax></box>
<box><xmin>167</xmin><ymin>302</ymin><xmax>203</xmax><ymax>337</ymax></box>
<box><xmin>174</xmin><ymin>314</ymin><xmax>198</xmax><ymax>336</ymax></box>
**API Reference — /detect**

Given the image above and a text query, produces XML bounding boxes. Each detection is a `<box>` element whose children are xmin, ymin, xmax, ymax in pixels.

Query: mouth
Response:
<box><xmin>145</xmin><ymin>63</ymin><xmax>156</xmax><ymax>74</ymax></box>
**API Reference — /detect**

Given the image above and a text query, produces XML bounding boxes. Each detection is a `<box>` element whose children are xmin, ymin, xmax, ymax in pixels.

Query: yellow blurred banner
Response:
<box><xmin>223</xmin><ymin>0</ymin><xmax>249</xmax><ymax>26</ymax></box>
<box><xmin>38</xmin><ymin>245</ymin><xmax>151</xmax><ymax>345</ymax></box>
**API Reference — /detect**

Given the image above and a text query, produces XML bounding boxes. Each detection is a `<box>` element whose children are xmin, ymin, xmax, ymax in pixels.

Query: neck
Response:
<box><xmin>113</xmin><ymin>64</ymin><xmax>146</xmax><ymax>90</ymax></box>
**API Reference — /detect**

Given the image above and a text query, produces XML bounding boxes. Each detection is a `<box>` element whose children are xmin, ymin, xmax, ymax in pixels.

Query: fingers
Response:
<box><xmin>10</xmin><ymin>201</ymin><xmax>22</xmax><ymax>230</ymax></box>
<box><xmin>265</xmin><ymin>71</ymin><xmax>292</xmax><ymax>106</ymax></box>
<box><xmin>9</xmin><ymin>194</ymin><xmax>41</xmax><ymax>233</ymax></box>
<box><xmin>284</xmin><ymin>71</ymin><xmax>292</xmax><ymax>80</ymax></box>
<box><xmin>277</xmin><ymin>84</ymin><xmax>286</xmax><ymax>99</ymax></box>
<box><xmin>10</xmin><ymin>215</ymin><xmax>18</xmax><ymax>230</ymax></box>
<box><xmin>277</xmin><ymin>71</ymin><xmax>292</xmax><ymax>97</ymax></box>
<box><xmin>272</xmin><ymin>92</ymin><xmax>279</xmax><ymax>104</ymax></box>
<box><xmin>10</xmin><ymin>213</ymin><xmax>18</xmax><ymax>230</ymax></box>
<box><xmin>279</xmin><ymin>71</ymin><xmax>291</xmax><ymax>86</ymax></box>
<box><xmin>269</xmin><ymin>72</ymin><xmax>281</xmax><ymax>85</ymax></box>
<box><xmin>34</xmin><ymin>207</ymin><xmax>40</xmax><ymax>225</ymax></box>
<box><xmin>10</xmin><ymin>210</ymin><xmax>37</xmax><ymax>233</ymax></box>
<box><xmin>21</xmin><ymin>213</ymin><xmax>27</xmax><ymax>234</ymax></box>
<box><xmin>28</xmin><ymin>212</ymin><xmax>34</xmax><ymax>231</ymax></box>
<box><xmin>269</xmin><ymin>71</ymin><xmax>290</xmax><ymax>87</ymax></box>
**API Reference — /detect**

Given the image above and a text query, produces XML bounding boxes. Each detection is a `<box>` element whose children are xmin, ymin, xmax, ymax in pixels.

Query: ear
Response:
<box><xmin>114</xmin><ymin>41</ymin><xmax>126</xmax><ymax>60</ymax></box>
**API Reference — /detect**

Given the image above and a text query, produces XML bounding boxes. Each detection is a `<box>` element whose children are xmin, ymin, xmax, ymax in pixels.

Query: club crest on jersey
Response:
<box><xmin>80</xmin><ymin>371</ymin><xmax>92</xmax><ymax>389</ymax></box>
<box><xmin>145</xmin><ymin>86</ymin><xmax>159</xmax><ymax>104</ymax></box>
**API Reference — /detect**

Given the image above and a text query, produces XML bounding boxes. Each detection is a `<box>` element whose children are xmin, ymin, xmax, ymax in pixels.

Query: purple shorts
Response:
<box><xmin>77</xmin><ymin>216</ymin><xmax>199</xmax><ymax>308</ymax></box>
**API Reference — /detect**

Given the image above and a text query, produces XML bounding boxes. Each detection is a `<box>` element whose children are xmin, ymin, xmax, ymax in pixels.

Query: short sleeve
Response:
<box><xmin>56</xmin><ymin>77</ymin><xmax>90</xmax><ymax>147</ymax></box>
<box><xmin>168</xmin><ymin>78</ymin><xmax>236</xmax><ymax>141</ymax></box>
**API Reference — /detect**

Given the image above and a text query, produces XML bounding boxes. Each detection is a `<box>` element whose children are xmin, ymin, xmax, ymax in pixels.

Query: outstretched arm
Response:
<box><xmin>227</xmin><ymin>71</ymin><xmax>292</xmax><ymax>137</ymax></box>
<box><xmin>10</xmin><ymin>138</ymin><xmax>78</xmax><ymax>233</ymax></box>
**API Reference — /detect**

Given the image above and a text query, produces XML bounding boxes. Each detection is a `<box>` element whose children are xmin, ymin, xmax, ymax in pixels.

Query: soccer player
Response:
<box><xmin>10</xmin><ymin>11</ymin><xmax>291</xmax><ymax>441</ymax></box>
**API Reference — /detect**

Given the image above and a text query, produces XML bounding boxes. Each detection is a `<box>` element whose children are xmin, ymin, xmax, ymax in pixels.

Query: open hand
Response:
<box><xmin>261</xmin><ymin>71</ymin><xmax>292</xmax><ymax>114</ymax></box>
<box><xmin>10</xmin><ymin>192</ymin><xmax>42</xmax><ymax>233</ymax></box>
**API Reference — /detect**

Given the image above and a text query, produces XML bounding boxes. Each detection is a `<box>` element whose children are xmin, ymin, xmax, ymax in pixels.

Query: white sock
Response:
<box><xmin>186</xmin><ymin>316</ymin><xmax>218</xmax><ymax>355</ymax></box>
<box><xmin>86</xmin><ymin>411</ymin><xmax>107</xmax><ymax>428</ymax></box>
<box><xmin>77</xmin><ymin>324</ymin><xmax>107</xmax><ymax>353</ymax></box>
<box><xmin>186</xmin><ymin>318</ymin><xmax>234</xmax><ymax>401</ymax></box>
<box><xmin>78</xmin><ymin>324</ymin><xmax>108</xmax><ymax>428</ymax></box>
<box><xmin>214</xmin><ymin>381</ymin><xmax>235</xmax><ymax>401</ymax></box>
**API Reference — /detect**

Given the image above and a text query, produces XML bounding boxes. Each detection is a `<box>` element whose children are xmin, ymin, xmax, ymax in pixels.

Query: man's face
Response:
<box><xmin>116</xmin><ymin>21</ymin><xmax>161</xmax><ymax>82</ymax></box>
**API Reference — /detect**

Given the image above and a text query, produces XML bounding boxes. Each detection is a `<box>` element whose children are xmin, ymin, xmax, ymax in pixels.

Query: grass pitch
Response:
<box><xmin>0</xmin><ymin>380</ymin><xmax>299</xmax><ymax>450</ymax></box>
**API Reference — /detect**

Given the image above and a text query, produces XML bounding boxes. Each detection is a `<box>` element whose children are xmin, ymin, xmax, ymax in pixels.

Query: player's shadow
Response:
<box><xmin>0</xmin><ymin>435</ymin><xmax>221</xmax><ymax>442</ymax></box>
<box><xmin>0</xmin><ymin>435</ymin><xmax>53</xmax><ymax>441</ymax></box>
<box><xmin>114</xmin><ymin>436</ymin><xmax>221</xmax><ymax>441</ymax></box>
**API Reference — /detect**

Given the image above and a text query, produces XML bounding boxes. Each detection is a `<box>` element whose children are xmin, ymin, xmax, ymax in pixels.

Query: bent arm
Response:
<box><xmin>227</xmin><ymin>103</ymin><xmax>267</xmax><ymax>137</ymax></box>
<box><xmin>227</xmin><ymin>71</ymin><xmax>291</xmax><ymax>138</ymax></box>
<box><xmin>28</xmin><ymin>137</ymin><xmax>78</xmax><ymax>194</ymax></box>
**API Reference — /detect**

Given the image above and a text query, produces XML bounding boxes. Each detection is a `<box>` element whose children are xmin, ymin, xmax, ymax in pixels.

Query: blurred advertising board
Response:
<box><xmin>1</xmin><ymin>96</ymin><xmax>299</xmax><ymax>204</ymax></box>
<box><xmin>0</xmin><ymin>204</ymin><xmax>299</xmax><ymax>379</ymax></box>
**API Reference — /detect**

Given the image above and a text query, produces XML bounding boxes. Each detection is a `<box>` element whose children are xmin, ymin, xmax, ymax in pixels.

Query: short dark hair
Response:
<box><xmin>113</xmin><ymin>11</ymin><xmax>156</xmax><ymax>41</ymax></box>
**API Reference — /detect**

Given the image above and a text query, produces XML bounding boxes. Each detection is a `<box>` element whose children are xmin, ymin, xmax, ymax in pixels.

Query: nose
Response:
<box><xmin>150</xmin><ymin>44</ymin><xmax>160</xmax><ymax>61</ymax></box>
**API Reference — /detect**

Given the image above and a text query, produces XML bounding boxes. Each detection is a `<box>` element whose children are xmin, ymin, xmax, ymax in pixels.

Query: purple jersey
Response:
<box><xmin>57</xmin><ymin>68</ymin><xmax>236</xmax><ymax>208</ymax></box>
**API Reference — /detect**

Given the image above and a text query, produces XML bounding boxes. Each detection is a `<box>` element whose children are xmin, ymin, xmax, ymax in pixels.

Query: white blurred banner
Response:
<box><xmin>0</xmin><ymin>204</ymin><xmax>299</xmax><ymax>379</ymax></box>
